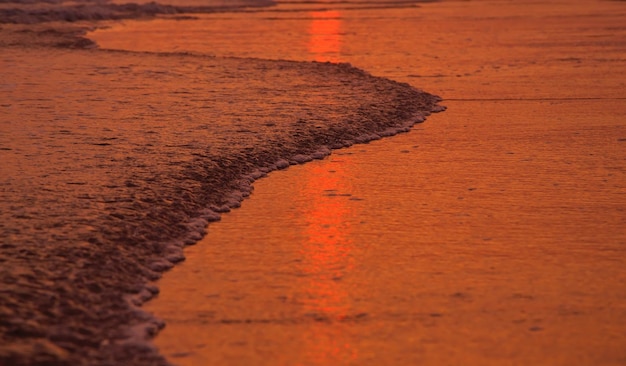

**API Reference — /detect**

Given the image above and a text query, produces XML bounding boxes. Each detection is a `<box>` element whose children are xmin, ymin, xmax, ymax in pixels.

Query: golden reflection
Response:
<box><xmin>308</xmin><ymin>10</ymin><xmax>343</xmax><ymax>62</ymax></box>
<box><xmin>299</xmin><ymin>162</ymin><xmax>357</xmax><ymax>364</ymax></box>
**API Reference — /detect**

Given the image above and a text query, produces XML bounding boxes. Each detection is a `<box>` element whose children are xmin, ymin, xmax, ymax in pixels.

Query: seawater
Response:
<box><xmin>90</xmin><ymin>0</ymin><xmax>626</xmax><ymax>365</ymax></box>
<box><xmin>0</xmin><ymin>0</ymin><xmax>442</xmax><ymax>364</ymax></box>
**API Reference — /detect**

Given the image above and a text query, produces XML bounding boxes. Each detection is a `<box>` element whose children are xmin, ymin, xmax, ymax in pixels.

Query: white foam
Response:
<box><xmin>290</xmin><ymin>154</ymin><xmax>313</xmax><ymax>164</ymax></box>
<box><xmin>275</xmin><ymin>159</ymin><xmax>290</xmax><ymax>169</ymax></box>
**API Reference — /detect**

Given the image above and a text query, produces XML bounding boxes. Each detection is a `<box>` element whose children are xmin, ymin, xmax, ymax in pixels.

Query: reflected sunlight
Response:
<box><xmin>299</xmin><ymin>162</ymin><xmax>358</xmax><ymax>364</ymax></box>
<box><xmin>308</xmin><ymin>10</ymin><xmax>343</xmax><ymax>62</ymax></box>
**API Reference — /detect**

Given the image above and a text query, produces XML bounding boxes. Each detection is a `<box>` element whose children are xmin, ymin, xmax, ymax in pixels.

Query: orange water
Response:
<box><xmin>90</xmin><ymin>0</ymin><xmax>626</xmax><ymax>364</ymax></box>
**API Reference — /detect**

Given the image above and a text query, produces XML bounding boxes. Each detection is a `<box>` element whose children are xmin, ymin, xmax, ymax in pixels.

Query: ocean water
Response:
<box><xmin>0</xmin><ymin>0</ymin><xmax>443</xmax><ymax>364</ymax></box>
<box><xmin>90</xmin><ymin>0</ymin><xmax>626</xmax><ymax>365</ymax></box>
<box><xmin>4</xmin><ymin>0</ymin><xmax>626</xmax><ymax>364</ymax></box>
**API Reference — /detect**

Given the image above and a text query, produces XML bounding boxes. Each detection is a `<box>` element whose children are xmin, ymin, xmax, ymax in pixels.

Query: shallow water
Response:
<box><xmin>0</xmin><ymin>1</ymin><xmax>441</xmax><ymax>364</ymax></box>
<box><xmin>92</xmin><ymin>0</ymin><xmax>626</xmax><ymax>364</ymax></box>
<box><xmin>3</xmin><ymin>0</ymin><xmax>626</xmax><ymax>364</ymax></box>
<box><xmin>90</xmin><ymin>0</ymin><xmax>626</xmax><ymax>99</ymax></box>
<box><xmin>149</xmin><ymin>101</ymin><xmax>626</xmax><ymax>365</ymax></box>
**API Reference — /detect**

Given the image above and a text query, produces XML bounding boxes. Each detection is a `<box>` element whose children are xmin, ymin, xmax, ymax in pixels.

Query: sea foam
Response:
<box><xmin>0</xmin><ymin>1</ymin><xmax>443</xmax><ymax>364</ymax></box>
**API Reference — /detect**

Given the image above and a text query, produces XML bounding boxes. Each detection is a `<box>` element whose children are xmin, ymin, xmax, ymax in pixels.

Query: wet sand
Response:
<box><xmin>0</xmin><ymin>4</ymin><xmax>441</xmax><ymax>364</ymax></box>
<box><xmin>92</xmin><ymin>0</ymin><xmax>626</xmax><ymax>364</ymax></box>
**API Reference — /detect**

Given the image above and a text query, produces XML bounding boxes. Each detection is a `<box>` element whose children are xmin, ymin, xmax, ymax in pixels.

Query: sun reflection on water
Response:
<box><xmin>308</xmin><ymin>10</ymin><xmax>343</xmax><ymax>62</ymax></box>
<box><xmin>298</xmin><ymin>161</ymin><xmax>358</xmax><ymax>364</ymax></box>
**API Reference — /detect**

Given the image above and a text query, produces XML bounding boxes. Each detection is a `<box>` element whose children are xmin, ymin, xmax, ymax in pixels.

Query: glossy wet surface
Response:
<box><xmin>0</xmin><ymin>2</ymin><xmax>441</xmax><ymax>362</ymax></box>
<box><xmin>90</xmin><ymin>0</ymin><xmax>626</xmax><ymax>364</ymax></box>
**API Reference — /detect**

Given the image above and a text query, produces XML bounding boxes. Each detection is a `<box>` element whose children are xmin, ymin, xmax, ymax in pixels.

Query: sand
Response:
<box><xmin>0</xmin><ymin>5</ymin><xmax>441</xmax><ymax>365</ymax></box>
<box><xmin>2</xmin><ymin>0</ymin><xmax>625</xmax><ymax>364</ymax></box>
<box><xmin>91</xmin><ymin>0</ymin><xmax>626</xmax><ymax>364</ymax></box>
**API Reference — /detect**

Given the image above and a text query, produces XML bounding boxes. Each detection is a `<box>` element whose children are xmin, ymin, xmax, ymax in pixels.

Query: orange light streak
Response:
<box><xmin>308</xmin><ymin>10</ymin><xmax>343</xmax><ymax>63</ymax></box>
<box><xmin>299</xmin><ymin>161</ymin><xmax>358</xmax><ymax>364</ymax></box>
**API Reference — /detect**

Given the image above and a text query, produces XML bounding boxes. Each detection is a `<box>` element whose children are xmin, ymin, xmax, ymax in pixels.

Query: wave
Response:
<box><xmin>0</xmin><ymin>2</ymin><xmax>443</xmax><ymax>365</ymax></box>
<box><xmin>0</xmin><ymin>46</ymin><xmax>443</xmax><ymax>365</ymax></box>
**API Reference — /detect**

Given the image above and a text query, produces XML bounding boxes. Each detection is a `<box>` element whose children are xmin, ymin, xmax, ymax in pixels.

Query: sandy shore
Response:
<box><xmin>0</xmin><ymin>8</ymin><xmax>441</xmax><ymax>365</ymax></box>
<box><xmin>123</xmin><ymin>0</ymin><xmax>626</xmax><ymax>365</ymax></box>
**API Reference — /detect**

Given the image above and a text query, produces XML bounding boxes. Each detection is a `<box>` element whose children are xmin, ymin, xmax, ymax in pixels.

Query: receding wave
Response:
<box><xmin>0</xmin><ymin>45</ymin><xmax>442</xmax><ymax>364</ymax></box>
<box><xmin>0</xmin><ymin>0</ymin><xmax>444</xmax><ymax>364</ymax></box>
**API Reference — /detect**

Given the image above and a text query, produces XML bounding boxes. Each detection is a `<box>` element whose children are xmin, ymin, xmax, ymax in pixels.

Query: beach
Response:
<box><xmin>92</xmin><ymin>0</ymin><xmax>626</xmax><ymax>364</ymax></box>
<box><xmin>2</xmin><ymin>0</ymin><xmax>626</xmax><ymax>365</ymax></box>
<box><xmin>1</xmin><ymin>1</ymin><xmax>441</xmax><ymax>364</ymax></box>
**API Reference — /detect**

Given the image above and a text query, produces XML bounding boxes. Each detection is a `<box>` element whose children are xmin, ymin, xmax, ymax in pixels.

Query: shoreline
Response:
<box><xmin>0</xmin><ymin>13</ymin><xmax>443</xmax><ymax>365</ymax></box>
<box><xmin>137</xmin><ymin>0</ymin><xmax>626</xmax><ymax>364</ymax></box>
<box><xmin>3</xmin><ymin>0</ymin><xmax>626</xmax><ymax>364</ymax></box>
